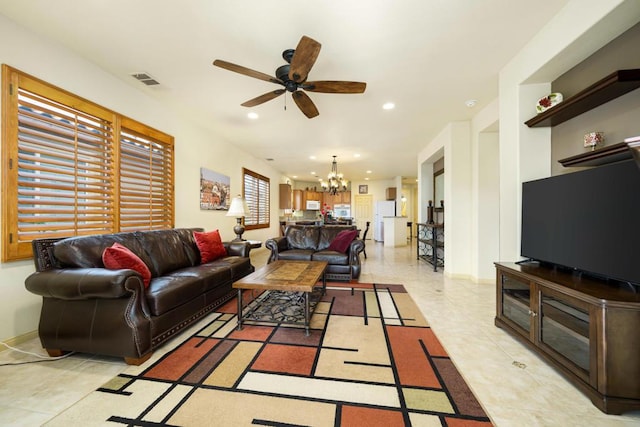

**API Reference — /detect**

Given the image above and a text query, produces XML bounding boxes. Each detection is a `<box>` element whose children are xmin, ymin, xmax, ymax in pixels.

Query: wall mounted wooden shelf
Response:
<box><xmin>558</xmin><ymin>142</ymin><xmax>632</xmax><ymax>167</ymax></box>
<box><xmin>525</xmin><ymin>69</ymin><xmax>640</xmax><ymax>128</ymax></box>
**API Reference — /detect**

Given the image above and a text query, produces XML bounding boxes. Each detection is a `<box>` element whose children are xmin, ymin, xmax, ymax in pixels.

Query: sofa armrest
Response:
<box><xmin>224</xmin><ymin>241</ymin><xmax>251</xmax><ymax>258</ymax></box>
<box><xmin>348</xmin><ymin>239</ymin><xmax>365</xmax><ymax>265</ymax></box>
<box><xmin>25</xmin><ymin>268</ymin><xmax>144</xmax><ymax>300</ymax></box>
<box><xmin>265</xmin><ymin>237</ymin><xmax>288</xmax><ymax>263</ymax></box>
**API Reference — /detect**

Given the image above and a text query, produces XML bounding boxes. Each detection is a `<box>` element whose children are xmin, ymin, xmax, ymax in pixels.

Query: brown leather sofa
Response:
<box><xmin>265</xmin><ymin>225</ymin><xmax>364</xmax><ymax>281</ymax></box>
<box><xmin>25</xmin><ymin>228</ymin><xmax>253</xmax><ymax>365</ymax></box>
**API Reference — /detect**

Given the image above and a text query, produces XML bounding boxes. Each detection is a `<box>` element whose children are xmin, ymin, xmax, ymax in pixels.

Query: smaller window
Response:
<box><xmin>242</xmin><ymin>168</ymin><xmax>270</xmax><ymax>230</ymax></box>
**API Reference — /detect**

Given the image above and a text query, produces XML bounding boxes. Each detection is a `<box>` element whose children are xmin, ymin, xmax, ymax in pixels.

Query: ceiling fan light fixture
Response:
<box><xmin>383</xmin><ymin>102</ymin><xmax>395</xmax><ymax>110</ymax></box>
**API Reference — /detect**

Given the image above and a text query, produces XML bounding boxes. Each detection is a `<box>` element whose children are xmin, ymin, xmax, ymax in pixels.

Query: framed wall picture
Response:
<box><xmin>358</xmin><ymin>184</ymin><xmax>368</xmax><ymax>194</ymax></box>
<box><xmin>200</xmin><ymin>167</ymin><xmax>231</xmax><ymax>210</ymax></box>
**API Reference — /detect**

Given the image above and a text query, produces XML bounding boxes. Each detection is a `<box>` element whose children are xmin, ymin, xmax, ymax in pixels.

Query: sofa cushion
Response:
<box><xmin>286</xmin><ymin>226</ymin><xmax>320</xmax><ymax>250</ymax></box>
<box><xmin>194</xmin><ymin>230</ymin><xmax>227</xmax><ymax>263</ymax></box>
<box><xmin>311</xmin><ymin>250</ymin><xmax>349</xmax><ymax>265</ymax></box>
<box><xmin>145</xmin><ymin>265</ymin><xmax>232</xmax><ymax>316</ymax></box>
<box><xmin>102</xmin><ymin>243</ymin><xmax>152</xmax><ymax>287</ymax></box>
<box><xmin>277</xmin><ymin>249</ymin><xmax>315</xmax><ymax>261</ymax></box>
<box><xmin>211</xmin><ymin>256</ymin><xmax>254</xmax><ymax>280</ymax></box>
<box><xmin>135</xmin><ymin>229</ymin><xmax>197</xmax><ymax>277</ymax></box>
<box><xmin>53</xmin><ymin>232</ymin><xmax>153</xmax><ymax>270</ymax></box>
<box><xmin>328</xmin><ymin>229</ymin><xmax>358</xmax><ymax>253</ymax></box>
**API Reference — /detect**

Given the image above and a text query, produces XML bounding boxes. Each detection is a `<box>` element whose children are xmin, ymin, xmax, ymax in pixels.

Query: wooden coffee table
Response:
<box><xmin>233</xmin><ymin>260</ymin><xmax>328</xmax><ymax>336</ymax></box>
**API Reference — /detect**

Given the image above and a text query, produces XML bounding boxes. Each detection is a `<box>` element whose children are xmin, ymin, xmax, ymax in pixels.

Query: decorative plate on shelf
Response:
<box><xmin>536</xmin><ymin>92</ymin><xmax>563</xmax><ymax>113</ymax></box>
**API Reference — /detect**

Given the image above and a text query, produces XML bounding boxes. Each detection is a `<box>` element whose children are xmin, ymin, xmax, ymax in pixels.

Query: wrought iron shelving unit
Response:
<box><xmin>417</xmin><ymin>218</ymin><xmax>444</xmax><ymax>271</ymax></box>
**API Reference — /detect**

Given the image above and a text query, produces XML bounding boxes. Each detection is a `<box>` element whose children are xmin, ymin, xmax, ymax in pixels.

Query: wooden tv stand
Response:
<box><xmin>495</xmin><ymin>262</ymin><xmax>640</xmax><ymax>414</ymax></box>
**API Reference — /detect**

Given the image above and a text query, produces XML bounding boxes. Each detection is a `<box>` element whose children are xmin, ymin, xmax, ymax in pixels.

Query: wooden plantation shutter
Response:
<box><xmin>2</xmin><ymin>65</ymin><xmax>175</xmax><ymax>261</ymax></box>
<box><xmin>2</xmin><ymin>68</ymin><xmax>116</xmax><ymax>260</ymax></box>
<box><xmin>119</xmin><ymin>119</ymin><xmax>174</xmax><ymax>231</ymax></box>
<box><xmin>242</xmin><ymin>168</ymin><xmax>270</xmax><ymax>230</ymax></box>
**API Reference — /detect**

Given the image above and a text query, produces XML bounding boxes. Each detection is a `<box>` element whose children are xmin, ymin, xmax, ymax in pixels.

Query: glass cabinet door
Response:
<box><xmin>500</xmin><ymin>273</ymin><xmax>532</xmax><ymax>335</ymax></box>
<box><xmin>539</xmin><ymin>291</ymin><xmax>590</xmax><ymax>376</ymax></box>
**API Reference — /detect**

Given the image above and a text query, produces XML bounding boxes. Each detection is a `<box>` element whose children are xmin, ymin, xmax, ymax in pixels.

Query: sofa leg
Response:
<box><xmin>45</xmin><ymin>348</ymin><xmax>66</xmax><ymax>357</ymax></box>
<box><xmin>124</xmin><ymin>353</ymin><xmax>152</xmax><ymax>366</ymax></box>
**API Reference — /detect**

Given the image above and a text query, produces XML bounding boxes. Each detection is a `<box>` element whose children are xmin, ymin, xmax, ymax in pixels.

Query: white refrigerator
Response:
<box><xmin>374</xmin><ymin>201</ymin><xmax>396</xmax><ymax>241</ymax></box>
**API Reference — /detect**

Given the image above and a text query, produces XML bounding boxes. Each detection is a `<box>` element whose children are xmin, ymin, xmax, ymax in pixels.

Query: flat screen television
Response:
<box><xmin>521</xmin><ymin>159</ymin><xmax>640</xmax><ymax>286</ymax></box>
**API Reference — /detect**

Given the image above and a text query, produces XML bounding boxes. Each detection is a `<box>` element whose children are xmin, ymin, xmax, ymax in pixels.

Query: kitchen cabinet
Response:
<box><xmin>385</xmin><ymin>187</ymin><xmax>396</xmax><ymax>201</ymax></box>
<box><xmin>303</xmin><ymin>190</ymin><xmax>322</xmax><ymax>203</ymax></box>
<box><xmin>279</xmin><ymin>184</ymin><xmax>291</xmax><ymax>209</ymax></box>
<box><xmin>322</xmin><ymin>191</ymin><xmax>351</xmax><ymax>209</ymax></box>
<box><xmin>293</xmin><ymin>189</ymin><xmax>303</xmax><ymax>211</ymax></box>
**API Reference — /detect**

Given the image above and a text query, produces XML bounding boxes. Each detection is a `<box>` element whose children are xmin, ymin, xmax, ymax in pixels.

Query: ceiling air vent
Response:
<box><xmin>131</xmin><ymin>72</ymin><xmax>160</xmax><ymax>86</ymax></box>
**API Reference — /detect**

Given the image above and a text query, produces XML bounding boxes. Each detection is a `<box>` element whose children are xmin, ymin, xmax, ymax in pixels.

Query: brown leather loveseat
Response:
<box><xmin>25</xmin><ymin>228</ymin><xmax>253</xmax><ymax>365</ymax></box>
<box><xmin>265</xmin><ymin>225</ymin><xmax>364</xmax><ymax>281</ymax></box>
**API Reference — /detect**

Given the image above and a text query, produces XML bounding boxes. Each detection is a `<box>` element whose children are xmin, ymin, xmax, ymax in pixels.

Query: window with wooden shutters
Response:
<box><xmin>242</xmin><ymin>168</ymin><xmax>270</xmax><ymax>230</ymax></box>
<box><xmin>2</xmin><ymin>65</ymin><xmax>174</xmax><ymax>261</ymax></box>
<box><xmin>119</xmin><ymin>119</ymin><xmax>174</xmax><ymax>231</ymax></box>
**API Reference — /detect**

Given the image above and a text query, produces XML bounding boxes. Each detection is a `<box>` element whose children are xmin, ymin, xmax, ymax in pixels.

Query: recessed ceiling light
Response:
<box><xmin>247</xmin><ymin>112</ymin><xmax>259</xmax><ymax>119</ymax></box>
<box><xmin>366</xmin><ymin>170</ymin><xmax>372</xmax><ymax>174</ymax></box>
<box><xmin>309</xmin><ymin>155</ymin><xmax>316</xmax><ymax>160</ymax></box>
<box><xmin>382</xmin><ymin>102</ymin><xmax>395</xmax><ymax>110</ymax></box>
<box><xmin>310</xmin><ymin>171</ymin><xmax>316</xmax><ymax>175</ymax></box>
<box><xmin>354</xmin><ymin>153</ymin><xmax>361</xmax><ymax>158</ymax></box>
<box><xmin>365</xmin><ymin>177</ymin><xmax>369</xmax><ymax>181</ymax></box>
<box><xmin>465</xmin><ymin>99</ymin><xmax>477</xmax><ymax>108</ymax></box>
<box><xmin>292</xmin><ymin>175</ymin><xmax>298</xmax><ymax>178</ymax></box>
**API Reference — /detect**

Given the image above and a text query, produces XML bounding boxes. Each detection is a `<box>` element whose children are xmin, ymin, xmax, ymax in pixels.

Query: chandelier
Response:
<box><xmin>320</xmin><ymin>155</ymin><xmax>348</xmax><ymax>195</ymax></box>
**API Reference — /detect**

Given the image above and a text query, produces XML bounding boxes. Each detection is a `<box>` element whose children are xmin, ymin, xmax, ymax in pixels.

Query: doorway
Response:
<box><xmin>353</xmin><ymin>195</ymin><xmax>373</xmax><ymax>236</ymax></box>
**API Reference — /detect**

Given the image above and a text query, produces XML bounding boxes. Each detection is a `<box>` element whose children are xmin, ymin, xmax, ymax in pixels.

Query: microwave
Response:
<box><xmin>306</xmin><ymin>200</ymin><xmax>321</xmax><ymax>210</ymax></box>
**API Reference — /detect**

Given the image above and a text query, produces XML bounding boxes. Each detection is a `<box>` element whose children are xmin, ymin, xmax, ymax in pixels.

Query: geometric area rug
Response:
<box><xmin>45</xmin><ymin>283</ymin><xmax>493</xmax><ymax>426</ymax></box>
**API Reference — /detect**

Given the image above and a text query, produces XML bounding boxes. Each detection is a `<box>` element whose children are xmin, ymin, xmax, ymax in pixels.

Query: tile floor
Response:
<box><xmin>1</xmin><ymin>241</ymin><xmax>639</xmax><ymax>426</ymax></box>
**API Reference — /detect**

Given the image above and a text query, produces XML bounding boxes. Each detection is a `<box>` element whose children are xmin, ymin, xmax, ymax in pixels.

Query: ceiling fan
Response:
<box><xmin>213</xmin><ymin>35</ymin><xmax>366</xmax><ymax>119</ymax></box>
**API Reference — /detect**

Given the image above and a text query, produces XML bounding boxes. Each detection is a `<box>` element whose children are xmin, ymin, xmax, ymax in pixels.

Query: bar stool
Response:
<box><xmin>407</xmin><ymin>221</ymin><xmax>412</xmax><ymax>241</ymax></box>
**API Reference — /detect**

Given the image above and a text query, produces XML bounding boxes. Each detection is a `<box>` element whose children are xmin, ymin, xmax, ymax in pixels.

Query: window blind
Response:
<box><xmin>242</xmin><ymin>168</ymin><xmax>270</xmax><ymax>229</ymax></box>
<box><xmin>119</xmin><ymin>121</ymin><xmax>174</xmax><ymax>231</ymax></box>
<box><xmin>12</xmin><ymin>88</ymin><xmax>115</xmax><ymax>256</ymax></box>
<box><xmin>2</xmin><ymin>65</ymin><xmax>175</xmax><ymax>261</ymax></box>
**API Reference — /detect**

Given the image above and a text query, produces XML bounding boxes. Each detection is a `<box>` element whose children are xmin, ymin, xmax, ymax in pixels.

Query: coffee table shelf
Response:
<box><xmin>233</xmin><ymin>260</ymin><xmax>328</xmax><ymax>336</ymax></box>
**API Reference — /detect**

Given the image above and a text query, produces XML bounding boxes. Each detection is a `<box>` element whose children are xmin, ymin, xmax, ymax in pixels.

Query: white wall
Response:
<box><xmin>417</xmin><ymin>122</ymin><xmax>473</xmax><ymax>279</ymax></box>
<box><xmin>444</xmin><ymin>122</ymin><xmax>472</xmax><ymax>278</ymax></box>
<box><xmin>471</xmin><ymin>99</ymin><xmax>500</xmax><ymax>282</ymax></box>
<box><xmin>0</xmin><ymin>15</ymin><xmax>285</xmax><ymax>342</ymax></box>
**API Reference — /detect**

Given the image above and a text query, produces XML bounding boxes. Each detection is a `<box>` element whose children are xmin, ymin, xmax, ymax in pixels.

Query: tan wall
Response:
<box><xmin>551</xmin><ymin>22</ymin><xmax>640</xmax><ymax>175</ymax></box>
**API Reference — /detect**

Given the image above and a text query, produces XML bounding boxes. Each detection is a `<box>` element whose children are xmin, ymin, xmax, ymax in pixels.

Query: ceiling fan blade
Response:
<box><xmin>289</xmin><ymin>36</ymin><xmax>321</xmax><ymax>83</ymax></box>
<box><xmin>241</xmin><ymin>89</ymin><xmax>286</xmax><ymax>107</ymax></box>
<box><xmin>213</xmin><ymin>59</ymin><xmax>283</xmax><ymax>85</ymax></box>
<box><xmin>303</xmin><ymin>81</ymin><xmax>367</xmax><ymax>94</ymax></box>
<box><xmin>292</xmin><ymin>91</ymin><xmax>319</xmax><ymax>118</ymax></box>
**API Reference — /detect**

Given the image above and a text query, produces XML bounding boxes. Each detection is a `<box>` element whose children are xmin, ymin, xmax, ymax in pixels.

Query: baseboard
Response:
<box><xmin>443</xmin><ymin>271</ymin><xmax>472</xmax><ymax>281</ymax></box>
<box><xmin>443</xmin><ymin>271</ymin><xmax>494</xmax><ymax>284</ymax></box>
<box><xmin>0</xmin><ymin>330</ymin><xmax>38</xmax><ymax>352</ymax></box>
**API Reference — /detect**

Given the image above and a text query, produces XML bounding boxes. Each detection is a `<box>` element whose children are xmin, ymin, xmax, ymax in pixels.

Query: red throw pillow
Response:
<box><xmin>328</xmin><ymin>229</ymin><xmax>358</xmax><ymax>253</ymax></box>
<box><xmin>102</xmin><ymin>242</ymin><xmax>152</xmax><ymax>287</ymax></box>
<box><xmin>193</xmin><ymin>230</ymin><xmax>227</xmax><ymax>263</ymax></box>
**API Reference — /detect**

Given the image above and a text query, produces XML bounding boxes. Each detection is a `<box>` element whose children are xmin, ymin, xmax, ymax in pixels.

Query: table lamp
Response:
<box><xmin>226</xmin><ymin>195</ymin><xmax>250</xmax><ymax>241</ymax></box>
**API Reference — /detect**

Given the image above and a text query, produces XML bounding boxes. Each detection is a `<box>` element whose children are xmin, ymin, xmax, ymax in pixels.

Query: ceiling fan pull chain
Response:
<box><xmin>284</xmin><ymin>93</ymin><xmax>287</xmax><ymax>111</ymax></box>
